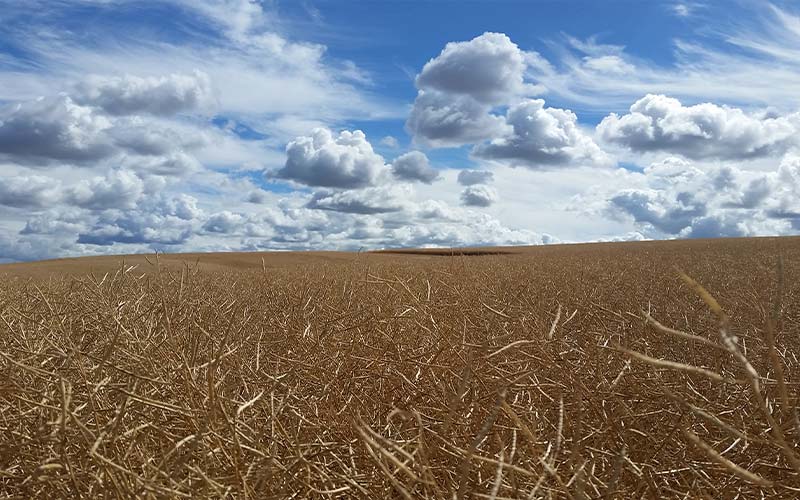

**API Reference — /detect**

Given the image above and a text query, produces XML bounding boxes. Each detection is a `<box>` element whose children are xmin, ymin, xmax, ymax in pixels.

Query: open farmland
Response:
<box><xmin>2</xmin><ymin>237</ymin><xmax>800</xmax><ymax>498</ymax></box>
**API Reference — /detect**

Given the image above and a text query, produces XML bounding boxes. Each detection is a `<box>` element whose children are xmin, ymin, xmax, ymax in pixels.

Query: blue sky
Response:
<box><xmin>0</xmin><ymin>0</ymin><xmax>799</xmax><ymax>261</ymax></box>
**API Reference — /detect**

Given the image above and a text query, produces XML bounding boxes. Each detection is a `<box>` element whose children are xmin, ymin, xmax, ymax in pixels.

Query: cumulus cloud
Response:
<box><xmin>765</xmin><ymin>153</ymin><xmax>800</xmax><ymax>225</ymax></box>
<box><xmin>157</xmin><ymin>194</ymin><xmax>204</xmax><ymax>221</ymax></box>
<box><xmin>0</xmin><ymin>94</ymin><xmax>206</xmax><ymax>169</ymax></box>
<box><xmin>203</xmin><ymin>211</ymin><xmax>246</xmax><ymax>233</ymax></box>
<box><xmin>275</xmin><ymin>128</ymin><xmax>389</xmax><ymax>188</ymax></box>
<box><xmin>123</xmin><ymin>151</ymin><xmax>201</xmax><ymax>177</ymax></box>
<box><xmin>85</xmin><ymin>173</ymin><xmax>145</xmax><ymax>210</ymax></box>
<box><xmin>460</xmin><ymin>185</ymin><xmax>498</xmax><ymax>207</ymax></box>
<box><xmin>380</xmin><ymin>136</ymin><xmax>399</xmax><ymax>148</ymax></box>
<box><xmin>609</xmin><ymin>189</ymin><xmax>706</xmax><ymax>235</ymax></box>
<box><xmin>389</xmin><ymin>211</ymin><xmax>551</xmax><ymax>248</ymax></box>
<box><xmin>0</xmin><ymin>96</ymin><xmax>114</xmax><ymax>164</ymax></box>
<box><xmin>21</xmin><ymin>209</ymin><xmax>88</xmax><ymax>236</ymax></box>
<box><xmin>597</xmin><ymin>94</ymin><xmax>800</xmax><ymax>160</ymax></box>
<box><xmin>390</xmin><ymin>151</ymin><xmax>440</xmax><ymax>184</ymax></box>
<box><xmin>78</xmin><ymin>211</ymin><xmax>195</xmax><ymax>246</ymax></box>
<box><xmin>406</xmin><ymin>32</ymin><xmax>611</xmax><ymax>169</ymax></box>
<box><xmin>682</xmin><ymin>213</ymin><xmax>746</xmax><ymax>239</ymax></box>
<box><xmin>0</xmin><ymin>232</ymin><xmax>81</xmax><ymax>263</ymax></box>
<box><xmin>65</xmin><ymin>170</ymin><xmax>146</xmax><ymax>210</ymax></box>
<box><xmin>75</xmin><ymin>71</ymin><xmax>214</xmax><ymax>116</ymax></box>
<box><xmin>406</xmin><ymin>90</ymin><xmax>510</xmax><ymax>147</ymax></box>
<box><xmin>0</xmin><ymin>176</ymin><xmax>62</xmax><ymax>208</ymax></box>
<box><xmin>415</xmin><ymin>32</ymin><xmax>532</xmax><ymax>105</ymax></box>
<box><xmin>73</xmin><ymin>194</ymin><xmax>204</xmax><ymax>247</ymax></box>
<box><xmin>457</xmin><ymin>169</ymin><xmax>494</xmax><ymax>186</ymax></box>
<box><xmin>307</xmin><ymin>185</ymin><xmax>410</xmax><ymax>214</ymax></box>
<box><xmin>578</xmin><ymin>155</ymin><xmax>800</xmax><ymax>239</ymax></box>
<box><xmin>0</xmin><ymin>5</ymin><xmax>570</xmax><ymax>262</ymax></box>
<box><xmin>406</xmin><ymin>32</ymin><xmax>539</xmax><ymax>148</ymax></box>
<box><xmin>414</xmin><ymin>200</ymin><xmax>463</xmax><ymax>221</ymax></box>
<box><xmin>246</xmin><ymin>189</ymin><xmax>270</xmax><ymax>204</ymax></box>
<box><xmin>109</xmin><ymin>118</ymin><xmax>203</xmax><ymax>157</ymax></box>
<box><xmin>725</xmin><ymin>177</ymin><xmax>772</xmax><ymax>209</ymax></box>
<box><xmin>474</xmin><ymin>99</ymin><xmax>611</xmax><ymax>168</ymax></box>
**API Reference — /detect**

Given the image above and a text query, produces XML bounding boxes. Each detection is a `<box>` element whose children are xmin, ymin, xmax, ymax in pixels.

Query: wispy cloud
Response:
<box><xmin>529</xmin><ymin>3</ymin><xmax>800</xmax><ymax>111</ymax></box>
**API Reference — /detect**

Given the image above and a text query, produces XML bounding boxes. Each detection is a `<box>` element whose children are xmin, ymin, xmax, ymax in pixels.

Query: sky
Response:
<box><xmin>1</xmin><ymin>0</ymin><xmax>800</xmax><ymax>262</ymax></box>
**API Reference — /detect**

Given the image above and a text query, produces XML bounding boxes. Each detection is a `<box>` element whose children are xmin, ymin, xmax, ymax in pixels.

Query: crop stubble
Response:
<box><xmin>1</xmin><ymin>237</ymin><xmax>799</xmax><ymax>498</ymax></box>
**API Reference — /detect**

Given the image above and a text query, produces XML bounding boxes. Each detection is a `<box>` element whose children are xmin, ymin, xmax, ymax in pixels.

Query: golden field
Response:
<box><xmin>1</xmin><ymin>237</ymin><xmax>800</xmax><ymax>498</ymax></box>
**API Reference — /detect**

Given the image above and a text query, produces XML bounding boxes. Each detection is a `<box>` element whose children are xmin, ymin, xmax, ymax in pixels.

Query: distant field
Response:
<box><xmin>2</xmin><ymin>236</ymin><xmax>800</xmax><ymax>498</ymax></box>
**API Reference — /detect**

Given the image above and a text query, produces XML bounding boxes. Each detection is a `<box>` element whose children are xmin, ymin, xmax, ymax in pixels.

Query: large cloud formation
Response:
<box><xmin>6</xmin><ymin>1</ymin><xmax>800</xmax><ymax>263</ymax></box>
<box><xmin>597</xmin><ymin>94</ymin><xmax>800</xmax><ymax>160</ymax></box>
<box><xmin>406</xmin><ymin>33</ymin><xmax>609</xmax><ymax>169</ymax></box>
<box><xmin>0</xmin><ymin>4</ymin><xmax>555</xmax><ymax>263</ymax></box>
<box><xmin>406</xmin><ymin>32</ymin><xmax>526</xmax><ymax>147</ymax></box>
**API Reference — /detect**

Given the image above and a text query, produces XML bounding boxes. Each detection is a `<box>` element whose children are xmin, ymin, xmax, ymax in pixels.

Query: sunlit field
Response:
<box><xmin>2</xmin><ymin>237</ymin><xmax>800</xmax><ymax>498</ymax></box>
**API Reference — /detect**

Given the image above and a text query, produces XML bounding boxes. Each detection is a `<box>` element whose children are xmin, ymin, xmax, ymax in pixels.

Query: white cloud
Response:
<box><xmin>575</xmin><ymin>155</ymin><xmax>800</xmax><ymax>239</ymax></box>
<box><xmin>380</xmin><ymin>136</ymin><xmax>399</xmax><ymax>148</ymax></box>
<box><xmin>203</xmin><ymin>211</ymin><xmax>246</xmax><ymax>233</ymax></box>
<box><xmin>415</xmin><ymin>32</ymin><xmax>533</xmax><ymax>105</ymax></box>
<box><xmin>307</xmin><ymin>185</ymin><xmax>411</xmax><ymax>214</ymax></box>
<box><xmin>608</xmin><ymin>188</ymin><xmax>707</xmax><ymax>235</ymax></box>
<box><xmin>0</xmin><ymin>94</ymin><xmax>209</xmax><ymax>174</ymax></box>
<box><xmin>276</xmin><ymin>128</ymin><xmax>389</xmax><ymax>188</ymax></box>
<box><xmin>181</xmin><ymin>0</ymin><xmax>268</xmax><ymax>41</ymax></box>
<box><xmin>597</xmin><ymin>94</ymin><xmax>800</xmax><ymax>160</ymax></box>
<box><xmin>21</xmin><ymin>209</ymin><xmax>88</xmax><ymax>236</ymax></box>
<box><xmin>246</xmin><ymin>189</ymin><xmax>271</xmax><ymax>204</ymax></box>
<box><xmin>390</xmin><ymin>151</ymin><xmax>440</xmax><ymax>184</ymax></box>
<box><xmin>582</xmin><ymin>55</ymin><xmax>634</xmax><ymax>75</ymax></box>
<box><xmin>7</xmin><ymin>3</ymin><xmax>800</xmax><ymax>260</ymax></box>
<box><xmin>75</xmin><ymin>71</ymin><xmax>214</xmax><ymax>116</ymax></box>
<box><xmin>159</xmin><ymin>194</ymin><xmax>204</xmax><ymax>221</ymax></box>
<box><xmin>474</xmin><ymin>99</ymin><xmax>611</xmax><ymax>168</ymax></box>
<box><xmin>672</xmin><ymin>4</ymin><xmax>691</xmax><ymax>17</ymax></box>
<box><xmin>406</xmin><ymin>90</ymin><xmax>510</xmax><ymax>147</ymax></box>
<box><xmin>77</xmin><ymin>211</ymin><xmax>195</xmax><ymax>246</ymax></box>
<box><xmin>0</xmin><ymin>2</ymin><xmax>399</xmax><ymax>130</ymax></box>
<box><xmin>65</xmin><ymin>170</ymin><xmax>146</xmax><ymax>210</ymax></box>
<box><xmin>406</xmin><ymin>33</ymin><xmax>611</xmax><ymax>170</ymax></box>
<box><xmin>0</xmin><ymin>175</ymin><xmax>63</xmax><ymax>209</ymax></box>
<box><xmin>388</xmin><ymin>211</ymin><xmax>550</xmax><ymax>248</ymax></box>
<box><xmin>457</xmin><ymin>169</ymin><xmax>494</xmax><ymax>186</ymax></box>
<box><xmin>524</xmin><ymin>5</ymin><xmax>800</xmax><ymax>111</ymax></box>
<box><xmin>123</xmin><ymin>151</ymin><xmax>201</xmax><ymax>177</ymax></box>
<box><xmin>108</xmin><ymin>116</ymin><xmax>205</xmax><ymax>157</ymax></box>
<box><xmin>406</xmin><ymin>32</ymin><xmax>541</xmax><ymax>148</ymax></box>
<box><xmin>0</xmin><ymin>96</ymin><xmax>114</xmax><ymax>164</ymax></box>
<box><xmin>460</xmin><ymin>185</ymin><xmax>498</xmax><ymax>207</ymax></box>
